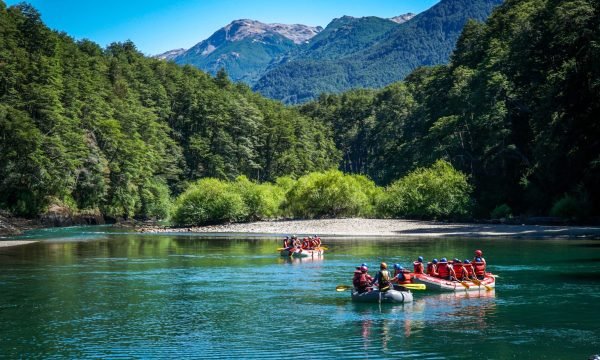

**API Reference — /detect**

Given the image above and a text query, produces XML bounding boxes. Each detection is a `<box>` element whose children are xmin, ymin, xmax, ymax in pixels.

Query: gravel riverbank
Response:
<box><xmin>137</xmin><ymin>218</ymin><xmax>600</xmax><ymax>238</ymax></box>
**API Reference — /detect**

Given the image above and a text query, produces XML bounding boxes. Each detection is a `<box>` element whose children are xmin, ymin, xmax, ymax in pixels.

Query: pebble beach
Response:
<box><xmin>136</xmin><ymin>218</ymin><xmax>600</xmax><ymax>238</ymax></box>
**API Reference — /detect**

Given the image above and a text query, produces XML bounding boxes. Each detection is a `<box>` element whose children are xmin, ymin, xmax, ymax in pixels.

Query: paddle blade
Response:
<box><xmin>336</xmin><ymin>285</ymin><xmax>352</xmax><ymax>292</ymax></box>
<box><xmin>403</xmin><ymin>284</ymin><xmax>426</xmax><ymax>290</ymax></box>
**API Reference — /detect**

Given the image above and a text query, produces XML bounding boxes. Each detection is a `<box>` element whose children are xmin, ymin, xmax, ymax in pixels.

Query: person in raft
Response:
<box><xmin>371</xmin><ymin>262</ymin><xmax>392</xmax><ymax>292</ymax></box>
<box><xmin>302</xmin><ymin>237</ymin><xmax>310</xmax><ymax>249</ymax></box>
<box><xmin>283</xmin><ymin>236</ymin><xmax>291</xmax><ymax>249</ymax></box>
<box><xmin>353</xmin><ymin>264</ymin><xmax>373</xmax><ymax>294</ymax></box>
<box><xmin>413</xmin><ymin>256</ymin><xmax>425</xmax><ymax>274</ymax></box>
<box><xmin>437</xmin><ymin>258</ymin><xmax>458</xmax><ymax>281</ymax></box>
<box><xmin>463</xmin><ymin>259</ymin><xmax>477</xmax><ymax>280</ymax></box>
<box><xmin>427</xmin><ymin>258</ymin><xmax>439</xmax><ymax>277</ymax></box>
<box><xmin>473</xmin><ymin>249</ymin><xmax>486</xmax><ymax>264</ymax></box>
<box><xmin>292</xmin><ymin>235</ymin><xmax>301</xmax><ymax>248</ymax></box>
<box><xmin>392</xmin><ymin>264</ymin><xmax>412</xmax><ymax>289</ymax></box>
<box><xmin>313</xmin><ymin>235</ymin><xmax>322</xmax><ymax>248</ymax></box>
<box><xmin>452</xmin><ymin>258</ymin><xmax>469</xmax><ymax>281</ymax></box>
<box><xmin>473</xmin><ymin>257</ymin><xmax>486</xmax><ymax>280</ymax></box>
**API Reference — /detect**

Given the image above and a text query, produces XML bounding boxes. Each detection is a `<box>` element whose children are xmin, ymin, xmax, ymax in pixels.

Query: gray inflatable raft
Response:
<box><xmin>351</xmin><ymin>289</ymin><xmax>413</xmax><ymax>303</ymax></box>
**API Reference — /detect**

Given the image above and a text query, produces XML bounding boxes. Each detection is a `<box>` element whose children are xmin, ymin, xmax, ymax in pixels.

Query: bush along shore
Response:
<box><xmin>168</xmin><ymin>161</ymin><xmax>472</xmax><ymax>227</ymax></box>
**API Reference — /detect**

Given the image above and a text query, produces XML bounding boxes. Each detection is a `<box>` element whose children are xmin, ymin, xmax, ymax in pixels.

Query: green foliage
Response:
<box><xmin>380</xmin><ymin>160</ymin><xmax>472</xmax><ymax>219</ymax></box>
<box><xmin>490</xmin><ymin>204</ymin><xmax>512</xmax><ymax>220</ymax></box>
<box><xmin>0</xmin><ymin>4</ymin><xmax>339</xmax><ymax>219</ymax></box>
<box><xmin>231</xmin><ymin>176</ymin><xmax>284</xmax><ymax>221</ymax></box>
<box><xmin>139</xmin><ymin>178</ymin><xmax>172</xmax><ymax>220</ymax></box>
<box><xmin>550</xmin><ymin>194</ymin><xmax>591</xmax><ymax>221</ymax></box>
<box><xmin>254</xmin><ymin>0</ymin><xmax>502</xmax><ymax>103</ymax></box>
<box><xmin>172</xmin><ymin>178</ymin><xmax>247</xmax><ymax>226</ymax></box>
<box><xmin>300</xmin><ymin>0</ymin><xmax>600</xmax><ymax>218</ymax></box>
<box><xmin>284</xmin><ymin>170</ymin><xmax>379</xmax><ymax>218</ymax></box>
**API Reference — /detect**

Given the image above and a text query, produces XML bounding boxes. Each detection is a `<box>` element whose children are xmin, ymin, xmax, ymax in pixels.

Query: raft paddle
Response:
<box><xmin>336</xmin><ymin>284</ymin><xmax>426</xmax><ymax>292</ymax></box>
<box><xmin>471</xmin><ymin>278</ymin><xmax>493</xmax><ymax>291</ymax></box>
<box><xmin>458</xmin><ymin>281</ymin><xmax>470</xmax><ymax>289</ymax></box>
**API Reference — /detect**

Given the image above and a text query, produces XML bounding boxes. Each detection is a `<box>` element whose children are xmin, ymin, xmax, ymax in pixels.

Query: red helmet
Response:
<box><xmin>475</xmin><ymin>249</ymin><xmax>483</xmax><ymax>256</ymax></box>
<box><xmin>360</xmin><ymin>266</ymin><xmax>368</xmax><ymax>273</ymax></box>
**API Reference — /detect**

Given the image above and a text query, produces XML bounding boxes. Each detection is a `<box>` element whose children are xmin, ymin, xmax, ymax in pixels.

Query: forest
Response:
<box><xmin>0</xmin><ymin>0</ymin><xmax>598</xmax><ymax>224</ymax></box>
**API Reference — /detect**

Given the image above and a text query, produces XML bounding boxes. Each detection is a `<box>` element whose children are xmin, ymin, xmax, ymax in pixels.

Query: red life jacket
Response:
<box><xmin>453</xmin><ymin>263</ymin><xmax>464</xmax><ymax>276</ymax></box>
<box><xmin>283</xmin><ymin>239</ymin><xmax>290</xmax><ymax>247</ymax></box>
<box><xmin>353</xmin><ymin>271</ymin><xmax>372</xmax><ymax>290</ymax></box>
<box><xmin>426</xmin><ymin>262</ymin><xmax>438</xmax><ymax>276</ymax></box>
<box><xmin>437</xmin><ymin>262</ymin><xmax>449</xmax><ymax>278</ymax></box>
<box><xmin>309</xmin><ymin>239</ymin><xmax>316</xmax><ymax>248</ymax></box>
<box><xmin>473</xmin><ymin>261</ymin><xmax>486</xmax><ymax>276</ymax></box>
<box><xmin>413</xmin><ymin>261</ymin><xmax>424</xmax><ymax>274</ymax></box>
<box><xmin>302</xmin><ymin>240</ymin><xmax>309</xmax><ymax>249</ymax></box>
<box><xmin>454</xmin><ymin>264</ymin><xmax>468</xmax><ymax>280</ymax></box>
<box><xmin>447</xmin><ymin>265</ymin><xmax>457</xmax><ymax>279</ymax></box>
<box><xmin>464</xmin><ymin>263</ymin><xmax>475</xmax><ymax>277</ymax></box>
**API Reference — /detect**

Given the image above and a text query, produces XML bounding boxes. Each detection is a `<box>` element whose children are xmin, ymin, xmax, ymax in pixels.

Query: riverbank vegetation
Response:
<box><xmin>0</xmin><ymin>0</ymin><xmax>598</xmax><ymax>224</ymax></box>
<box><xmin>172</xmin><ymin>163</ymin><xmax>471</xmax><ymax>226</ymax></box>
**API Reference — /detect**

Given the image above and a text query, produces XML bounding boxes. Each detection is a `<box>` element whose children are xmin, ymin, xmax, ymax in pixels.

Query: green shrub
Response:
<box><xmin>139</xmin><ymin>178</ymin><xmax>172</xmax><ymax>219</ymax></box>
<box><xmin>550</xmin><ymin>194</ymin><xmax>590</xmax><ymax>221</ymax></box>
<box><xmin>380</xmin><ymin>160</ymin><xmax>472</xmax><ymax>219</ymax></box>
<box><xmin>172</xmin><ymin>178</ymin><xmax>247</xmax><ymax>226</ymax></box>
<box><xmin>232</xmin><ymin>176</ymin><xmax>284</xmax><ymax>220</ymax></box>
<box><xmin>284</xmin><ymin>170</ymin><xmax>379</xmax><ymax>218</ymax></box>
<box><xmin>490</xmin><ymin>203</ymin><xmax>512</xmax><ymax>220</ymax></box>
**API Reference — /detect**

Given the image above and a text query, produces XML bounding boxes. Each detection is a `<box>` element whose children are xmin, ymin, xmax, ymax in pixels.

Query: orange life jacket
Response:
<box><xmin>426</xmin><ymin>262</ymin><xmax>438</xmax><ymax>276</ymax></box>
<box><xmin>437</xmin><ymin>262</ymin><xmax>449</xmax><ymax>278</ymax></box>
<box><xmin>473</xmin><ymin>261</ymin><xmax>486</xmax><ymax>276</ymax></box>
<box><xmin>413</xmin><ymin>261</ymin><xmax>424</xmax><ymax>274</ymax></box>
<box><xmin>394</xmin><ymin>270</ymin><xmax>412</xmax><ymax>284</ymax></box>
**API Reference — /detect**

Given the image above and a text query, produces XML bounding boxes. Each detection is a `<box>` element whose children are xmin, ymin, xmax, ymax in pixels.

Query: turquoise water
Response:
<box><xmin>1</xmin><ymin>227</ymin><xmax>599</xmax><ymax>359</ymax></box>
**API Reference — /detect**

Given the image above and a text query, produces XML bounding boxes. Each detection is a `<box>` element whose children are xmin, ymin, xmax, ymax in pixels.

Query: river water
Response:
<box><xmin>0</xmin><ymin>226</ymin><xmax>599</xmax><ymax>359</ymax></box>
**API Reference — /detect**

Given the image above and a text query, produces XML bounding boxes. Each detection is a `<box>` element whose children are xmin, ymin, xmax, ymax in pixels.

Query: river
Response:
<box><xmin>0</xmin><ymin>226</ymin><xmax>599</xmax><ymax>359</ymax></box>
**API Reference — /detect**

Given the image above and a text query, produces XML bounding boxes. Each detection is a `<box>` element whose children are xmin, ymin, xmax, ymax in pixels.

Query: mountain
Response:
<box><xmin>254</xmin><ymin>0</ymin><xmax>503</xmax><ymax>103</ymax></box>
<box><xmin>154</xmin><ymin>48</ymin><xmax>185</xmax><ymax>61</ymax></box>
<box><xmin>390</xmin><ymin>13</ymin><xmax>416</xmax><ymax>24</ymax></box>
<box><xmin>171</xmin><ymin>19</ymin><xmax>322</xmax><ymax>84</ymax></box>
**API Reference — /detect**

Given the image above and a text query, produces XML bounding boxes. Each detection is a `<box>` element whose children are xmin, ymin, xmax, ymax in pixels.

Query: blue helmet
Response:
<box><xmin>476</xmin><ymin>257</ymin><xmax>482</xmax><ymax>262</ymax></box>
<box><xmin>441</xmin><ymin>257</ymin><xmax>447</xmax><ymax>262</ymax></box>
<box><xmin>464</xmin><ymin>259</ymin><xmax>470</xmax><ymax>264</ymax></box>
<box><xmin>361</xmin><ymin>263</ymin><xmax>368</xmax><ymax>267</ymax></box>
<box><xmin>432</xmin><ymin>258</ymin><xmax>438</xmax><ymax>264</ymax></box>
<box><xmin>418</xmin><ymin>256</ymin><xmax>424</xmax><ymax>262</ymax></box>
<box><xmin>453</xmin><ymin>258</ymin><xmax>461</xmax><ymax>263</ymax></box>
<box><xmin>394</xmin><ymin>263</ymin><xmax>401</xmax><ymax>269</ymax></box>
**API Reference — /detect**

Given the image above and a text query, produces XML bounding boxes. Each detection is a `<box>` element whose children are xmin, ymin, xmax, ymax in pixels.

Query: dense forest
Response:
<box><xmin>0</xmin><ymin>0</ymin><xmax>598</xmax><ymax>224</ymax></box>
<box><xmin>0</xmin><ymin>2</ymin><xmax>338</xmax><ymax>218</ymax></box>
<box><xmin>300</xmin><ymin>0</ymin><xmax>600</xmax><ymax>219</ymax></box>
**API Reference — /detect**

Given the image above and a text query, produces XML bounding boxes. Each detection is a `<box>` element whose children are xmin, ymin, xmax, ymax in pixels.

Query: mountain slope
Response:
<box><xmin>254</xmin><ymin>0</ymin><xmax>503</xmax><ymax>103</ymax></box>
<box><xmin>172</xmin><ymin>19</ymin><xmax>322</xmax><ymax>84</ymax></box>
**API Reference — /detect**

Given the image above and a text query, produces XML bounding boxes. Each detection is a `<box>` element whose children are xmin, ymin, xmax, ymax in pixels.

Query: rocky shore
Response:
<box><xmin>137</xmin><ymin>218</ymin><xmax>600</xmax><ymax>238</ymax></box>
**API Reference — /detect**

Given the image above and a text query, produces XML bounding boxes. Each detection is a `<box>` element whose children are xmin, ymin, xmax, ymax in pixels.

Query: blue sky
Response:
<box><xmin>5</xmin><ymin>0</ymin><xmax>439</xmax><ymax>55</ymax></box>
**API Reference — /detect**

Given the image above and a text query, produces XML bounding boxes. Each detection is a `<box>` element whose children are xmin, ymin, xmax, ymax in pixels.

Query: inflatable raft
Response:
<box><xmin>351</xmin><ymin>289</ymin><xmax>413</xmax><ymax>303</ymax></box>
<box><xmin>412</xmin><ymin>273</ymin><xmax>496</xmax><ymax>292</ymax></box>
<box><xmin>279</xmin><ymin>247</ymin><xmax>324</xmax><ymax>258</ymax></box>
